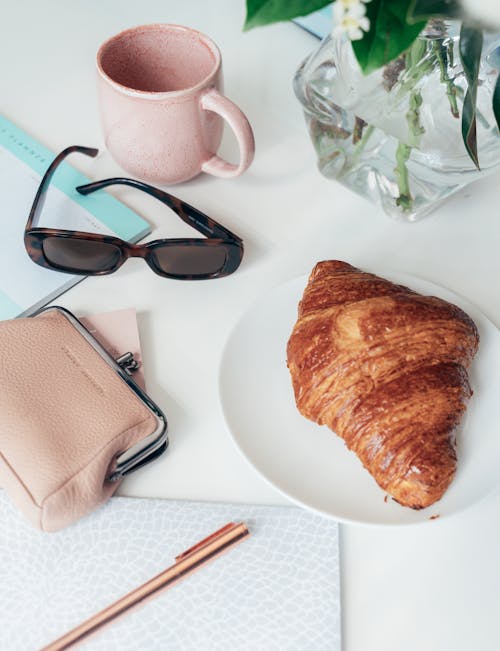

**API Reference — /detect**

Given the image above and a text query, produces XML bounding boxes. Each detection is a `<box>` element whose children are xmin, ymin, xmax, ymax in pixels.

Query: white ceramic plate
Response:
<box><xmin>219</xmin><ymin>272</ymin><xmax>500</xmax><ymax>526</ymax></box>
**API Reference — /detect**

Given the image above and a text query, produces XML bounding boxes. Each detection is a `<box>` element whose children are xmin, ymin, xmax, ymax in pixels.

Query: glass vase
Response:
<box><xmin>294</xmin><ymin>21</ymin><xmax>500</xmax><ymax>221</ymax></box>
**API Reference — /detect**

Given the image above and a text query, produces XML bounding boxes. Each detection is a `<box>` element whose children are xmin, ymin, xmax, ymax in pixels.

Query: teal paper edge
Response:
<box><xmin>0</xmin><ymin>115</ymin><xmax>151</xmax><ymax>242</ymax></box>
<box><xmin>294</xmin><ymin>6</ymin><xmax>332</xmax><ymax>40</ymax></box>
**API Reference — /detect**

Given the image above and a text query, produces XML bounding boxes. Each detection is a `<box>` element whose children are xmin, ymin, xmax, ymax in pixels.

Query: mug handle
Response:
<box><xmin>200</xmin><ymin>88</ymin><xmax>255</xmax><ymax>178</ymax></box>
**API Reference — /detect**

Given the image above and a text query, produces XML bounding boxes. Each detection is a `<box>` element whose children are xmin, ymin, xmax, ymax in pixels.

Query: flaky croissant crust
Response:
<box><xmin>286</xmin><ymin>261</ymin><xmax>479</xmax><ymax>509</ymax></box>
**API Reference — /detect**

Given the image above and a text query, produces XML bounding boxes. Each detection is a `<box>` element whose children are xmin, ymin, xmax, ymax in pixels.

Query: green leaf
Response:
<box><xmin>244</xmin><ymin>0</ymin><xmax>331</xmax><ymax>30</ymax></box>
<box><xmin>352</xmin><ymin>0</ymin><xmax>427</xmax><ymax>75</ymax></box>
<box><xmin>493</xmin><ymin>74</ymin><xmax>500</xmax><ymax>133</ymax></box>
<box><xmin>407</xmin><ymin>0</ymin><xmax>462</xmax><ymax>23</ymax></box>
<box><xmin>459</xmin><ymin>24</ymin><xmax>483</xmax><ymax>169</ymax></box>
<box><xmin>461</xmin><ymin>93</ymin><xmax>479</xmax><ymax>167</ymax></box>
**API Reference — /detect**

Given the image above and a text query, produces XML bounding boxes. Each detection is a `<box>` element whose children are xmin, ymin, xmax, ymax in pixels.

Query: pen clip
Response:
<box><xmin>175</xmin><ymin>522</ymin><xmax>242</xmax><ymax>562</ymax></box>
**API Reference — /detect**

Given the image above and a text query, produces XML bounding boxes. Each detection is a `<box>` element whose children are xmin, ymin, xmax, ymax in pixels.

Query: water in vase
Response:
<box><xmin>294</xmin><ymin>23</ymin><xmax>500</xmax><ymax>221</ymax></box>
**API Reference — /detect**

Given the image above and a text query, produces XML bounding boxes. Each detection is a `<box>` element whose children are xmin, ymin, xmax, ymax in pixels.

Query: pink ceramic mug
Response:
<box><xmin>96</xmin><ymin>24</ymin><xmax>255</xmax><ymax>184</ymax></box>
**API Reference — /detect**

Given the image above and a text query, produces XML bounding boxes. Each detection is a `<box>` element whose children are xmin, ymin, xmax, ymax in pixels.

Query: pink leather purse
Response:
<box><xmin>0</xmin><ymin>306</ymin><xmax>168</xmax><ymax>531</ymax></box>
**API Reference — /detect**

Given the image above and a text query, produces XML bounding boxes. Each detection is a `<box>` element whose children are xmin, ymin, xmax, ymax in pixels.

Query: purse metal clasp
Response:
<box><xmin>110</xmin><ymin>351</ymin><xmax>169</xmax><ymax>480</ymax></box>
<box><xmin>115</xmin><ymin>352</ymin><xmax>140</xmax><ymax>375</ymax></box>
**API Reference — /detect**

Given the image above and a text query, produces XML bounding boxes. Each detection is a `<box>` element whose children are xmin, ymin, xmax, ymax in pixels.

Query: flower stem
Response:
<box><xmin>394</xmin><ymin>142</ymin><xmax>413</xmax><ymax>212</ymax></box>
<box><xmin>447</xmin><ymin>39</ymin><xmax>455</xmax><ymax>69</ymax></box>
<box><xmin>407</xmin><ymin>90</ymin><xmax>425</xmax><ymax>147</ymax></box>
<box><xmin>393</xmin><ymin>38</ymin><xmax>429</xmax><ymax>213</ymax></box>
<box><xmin>432</xmin><ymin>40</ymin><xmax>459</xmax><ymax>118</ymax></box>
<box><xmin>395</xmin><ymin>81</ymin><xmax>426</xmax><ymax>212</ymax></box>
<box><xmin>397</xmin><ymin>38</ymin><xmax>433</xmax><ymax>99</ymax></box>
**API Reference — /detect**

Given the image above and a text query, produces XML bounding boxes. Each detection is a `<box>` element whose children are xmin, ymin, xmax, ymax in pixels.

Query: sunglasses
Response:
<box><xmin>25</xmin><ymin>146</ymin><xmax>243</xmax><ymax>280</ymax></box>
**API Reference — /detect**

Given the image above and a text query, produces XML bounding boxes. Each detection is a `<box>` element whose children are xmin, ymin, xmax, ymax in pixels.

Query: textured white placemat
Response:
<box><xmin>0</xmin><ymin>493</ymin><xmax>340</xmax><ymax>650</ymax></box>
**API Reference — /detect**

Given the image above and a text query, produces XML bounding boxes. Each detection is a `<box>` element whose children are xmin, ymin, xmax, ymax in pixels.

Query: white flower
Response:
<box><xmin>332</xmin><ymin>0</ymin><xmax>371</xmax><ymax>41</ymax></box>
<box><xmin>337</xmin><ymin>0</ymin><xmax>371</xmax><ymax>9</ymax></box>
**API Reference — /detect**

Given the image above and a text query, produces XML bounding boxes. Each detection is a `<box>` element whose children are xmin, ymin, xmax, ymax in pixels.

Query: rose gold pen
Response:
<box><xmin>41</xmin><ymin>522</ymin><xmax>249</xmax><ymax>651</ymax></box>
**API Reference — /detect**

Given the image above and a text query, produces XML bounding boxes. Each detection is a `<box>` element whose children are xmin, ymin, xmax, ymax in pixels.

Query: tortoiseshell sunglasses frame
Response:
<box><xmin>25</xmin><ymin>146</ymin><xmax>243</xmax><ymax>280</ymax></box>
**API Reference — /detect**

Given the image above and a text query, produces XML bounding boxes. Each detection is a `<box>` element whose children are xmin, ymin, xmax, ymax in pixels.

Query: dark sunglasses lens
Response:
<box><xmin>151</xmin><ymin>244</ymin><xmax>227</xmax><ymax>277</ymax></box>
<box><xmin>42</xmin><ymin>237</ymin><xmax>122</xmax><ymax>273</ymax></box>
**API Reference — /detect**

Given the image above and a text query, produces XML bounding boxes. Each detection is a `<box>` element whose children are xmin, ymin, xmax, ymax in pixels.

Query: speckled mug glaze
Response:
<box><xmin>96</xmin><ymin>24</ymin><xmax>255</xmax><ymax>184</ymax></box>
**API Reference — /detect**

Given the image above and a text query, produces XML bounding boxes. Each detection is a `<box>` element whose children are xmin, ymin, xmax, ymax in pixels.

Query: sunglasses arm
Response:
<box><xmin>26</xmin><ymin>146</ymin><xmax>98</xmax><ymax>230</ymax></box>
<box><xmin>76</xmin><ymin>177</ymin><xmax>242</xmax><ymax>243</ymax></box>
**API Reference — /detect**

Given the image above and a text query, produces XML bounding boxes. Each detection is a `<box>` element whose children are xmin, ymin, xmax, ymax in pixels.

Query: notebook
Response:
<box><xmin>0</xmin><ymin>494</ymin><xmax>341</xmax><ymax>651</ymax></box>
<box><xmin>0</xmin><ymin>114</ymin><xmax>150</xmax><ymax>320</ymax></box>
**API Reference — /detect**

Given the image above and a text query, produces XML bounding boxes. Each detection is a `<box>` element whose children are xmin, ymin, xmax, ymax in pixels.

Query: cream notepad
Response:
<box><xmin>80</xmin><ymin>308</ymin><xmax>146</xmax><ymax>390</ymax></box>
<box><xmin>0</xmin><ymin>494</ymin><xmax>341</xmax><ymax>650</ymax></box>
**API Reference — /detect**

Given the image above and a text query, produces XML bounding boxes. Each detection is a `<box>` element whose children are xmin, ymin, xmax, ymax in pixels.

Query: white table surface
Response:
<box><xmin>2</xmin><ymin>1</ymin><xmax>500</xmax><ymax>649</ymax></box>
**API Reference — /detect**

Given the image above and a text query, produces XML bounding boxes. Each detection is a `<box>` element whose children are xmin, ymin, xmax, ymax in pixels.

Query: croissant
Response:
<box><xmin>286</xmin><ymin>261</ymin><xmax>479</xmax><ymax>509</ymax></box>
